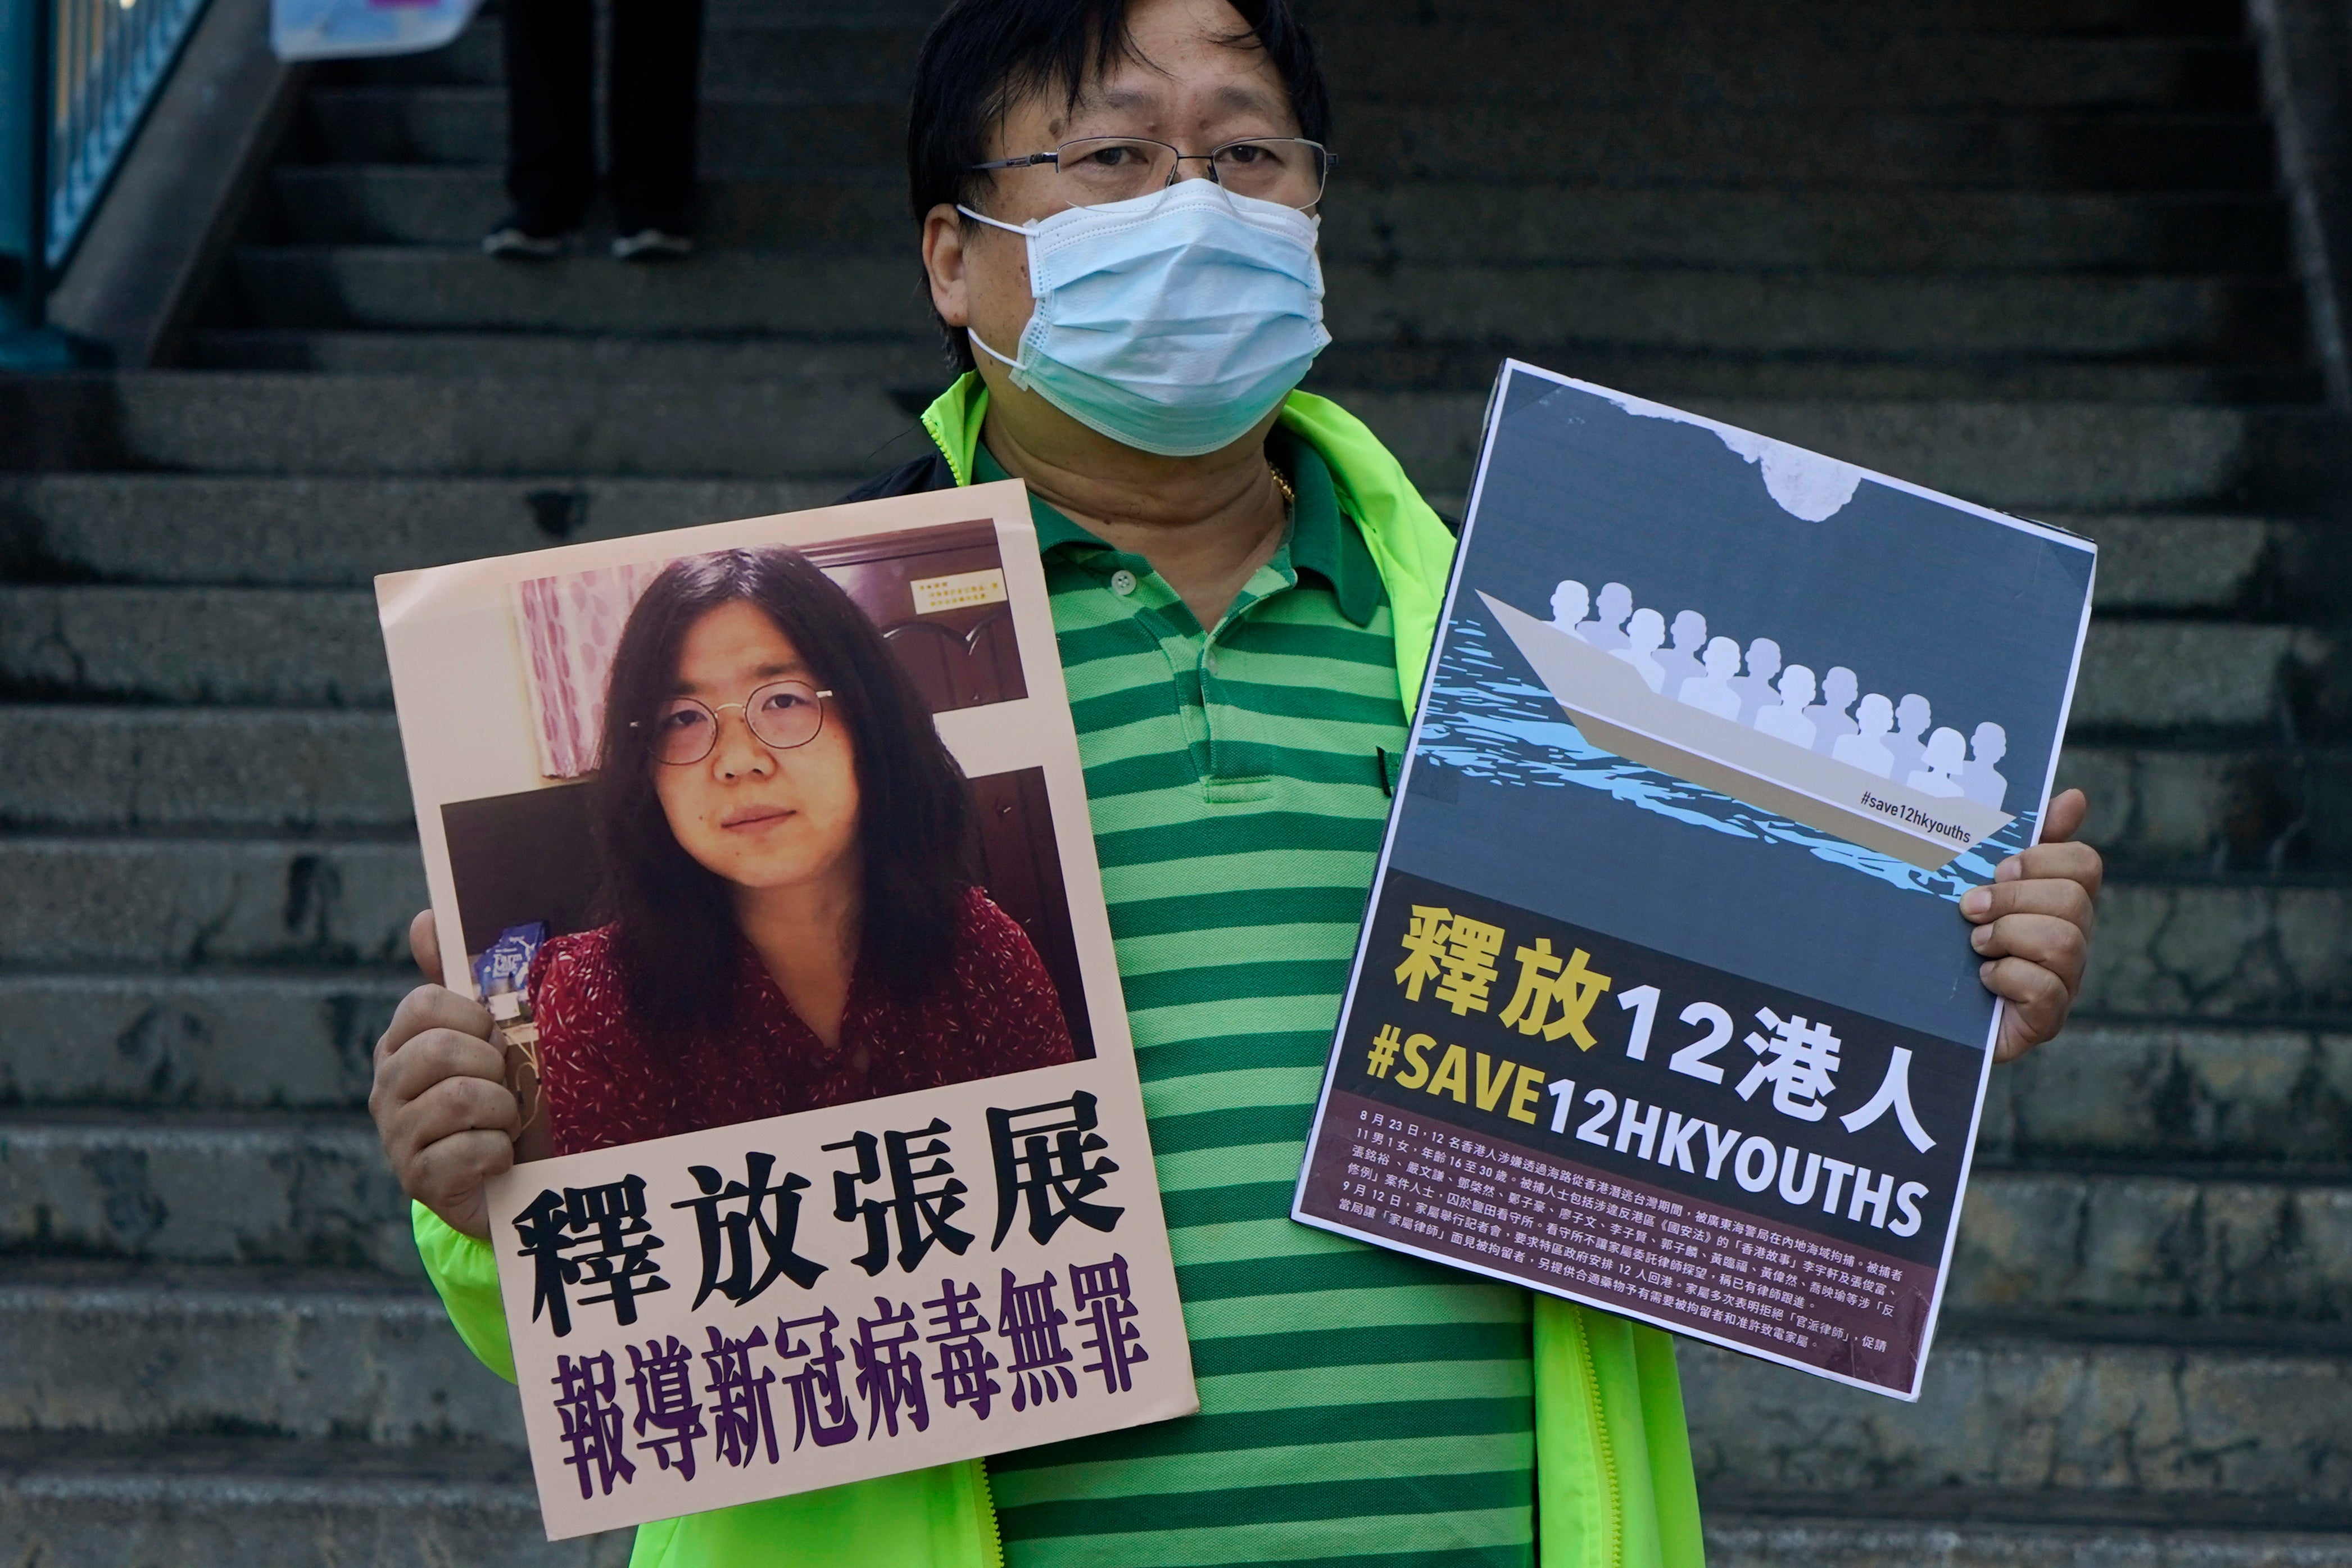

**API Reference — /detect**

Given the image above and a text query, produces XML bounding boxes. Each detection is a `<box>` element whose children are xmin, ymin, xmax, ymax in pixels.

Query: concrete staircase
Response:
<box><xmin>4</xmin><ymin>0</ymin><xmax>2351</xmax><ymax>1561</ymax></box>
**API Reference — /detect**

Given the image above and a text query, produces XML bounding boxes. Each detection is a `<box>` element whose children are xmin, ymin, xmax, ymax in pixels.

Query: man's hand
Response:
<box><xmin>1961</xmin><ymin>787</ymin><xmax>2101</xmax><ymax>1064</ymax></box>
<box><xmin>369</xmin><ymin>909</ymin><xmax>518</xmax><ymax>1240</ymax></box>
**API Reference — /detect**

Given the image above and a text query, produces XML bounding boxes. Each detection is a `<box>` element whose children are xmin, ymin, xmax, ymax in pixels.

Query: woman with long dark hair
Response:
<box><xmin>526</xmin><ymin>546</ymin><xmax>1074</xmax><ymax>1155</ymax></box>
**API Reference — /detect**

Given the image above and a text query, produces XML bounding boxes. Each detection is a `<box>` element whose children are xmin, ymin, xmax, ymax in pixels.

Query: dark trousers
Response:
<box><xmin>503</xmin><ymin>0</ymin><xmax>704</xmax><ymax>235</ymax></box>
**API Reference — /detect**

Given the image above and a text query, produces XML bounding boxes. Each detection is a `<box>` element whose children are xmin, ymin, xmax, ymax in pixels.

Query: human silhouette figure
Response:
<box><xmin>1832</xmin><ymin>694</ymin><xmax>1896</xmax><ymax>778</ymax></box>
<box><xmin>1755</xmin><ymin>665</ymin><xmax>1819</xmax><ymax>747</ymax></box>
<box><xmin>1655</xmin><ymin>610</ymin><xmax>1706</xmax><ymax>695</ymax></box>
<box><xmin>1803</xmin><ymin>666</ymin><xmax>1860</xmax><ymax>755</ymax></box>
<box><xmin>1550</xmin><ymin>579</ymin><xmax>1590</xmax><ymax>633</ymax></box>
<box><xmin>1679</xmin><ymin>636</ymin><xmax>1742</xmax><ymax>719</ymax></box>
<box><xmin>1907</xmin><ymin>727</ymin><xmax>1967</xmax><ymax>796</ymax></box>
<box><xmin>1611</xmin><ymin>608</ymin><xmax>1669</xmax><ymax>692</ymax></box>
<box><xmin>1963</xmin><ymin>722</ymin><xmax>2010</xmax><ymax>809</ymax></box>
<box><xmin>1886</xmin><ymin>694</ymin><xmax>1932</xmax><ymax>780</ymax></box>
<box><xmin>1580</xmin><ymin>582</ymin><xmax>1634</xmax><ymax>651</ymax></box>
<box><xmin>1729</xmin><ymin>638</ymin><xmax>1781</xmax><ymax>726</ymax></box>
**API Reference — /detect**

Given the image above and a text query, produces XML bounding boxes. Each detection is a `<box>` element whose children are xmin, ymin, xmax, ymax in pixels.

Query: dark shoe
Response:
<box><xmin>611</xmin><ymin>228</ymin><xmax>695</xmax><ymax>261</ymax></box>
<box><xmin>482</xmin><ymin>216</ymin><xmax>573</xmax><ymax>258</ymax></box>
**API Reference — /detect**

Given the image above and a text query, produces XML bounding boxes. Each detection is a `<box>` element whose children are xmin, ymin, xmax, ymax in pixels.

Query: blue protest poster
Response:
<box><xmin>1293</xmin><ymin>361</ymin><xmax>2096</xmax><ymax>1399</ymax></box>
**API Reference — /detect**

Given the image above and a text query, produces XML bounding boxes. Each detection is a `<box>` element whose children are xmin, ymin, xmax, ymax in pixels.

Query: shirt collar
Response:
<box><xmin>972</xmin><ymin>429</ymin><xmax>1383</xmax><ymax>628</ymax></box>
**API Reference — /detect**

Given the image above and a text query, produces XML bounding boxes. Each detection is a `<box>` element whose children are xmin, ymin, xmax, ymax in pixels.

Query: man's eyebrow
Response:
<box><xmin>1051</xmin><ymin>83</ymin><xmax>1159</xmax><ymax>136</ymax></box>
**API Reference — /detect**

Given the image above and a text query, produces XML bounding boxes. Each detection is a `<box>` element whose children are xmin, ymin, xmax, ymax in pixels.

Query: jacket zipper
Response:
<box><xmin>1575</xmin><ymin>1314</ymin><xmax>1621</xmax><ymax>1568</ymax></box>
<box><xmin>976</xmin><ymin>1459</ymin><xmax>1006</xmax><ymax>1568</ymax></box>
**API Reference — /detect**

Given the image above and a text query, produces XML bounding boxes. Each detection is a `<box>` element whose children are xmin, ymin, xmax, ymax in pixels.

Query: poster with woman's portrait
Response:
<box><xmin>377</xmin><ymin>482</ymin><xmax>1196</xmax><ymax>1539</ymax></box>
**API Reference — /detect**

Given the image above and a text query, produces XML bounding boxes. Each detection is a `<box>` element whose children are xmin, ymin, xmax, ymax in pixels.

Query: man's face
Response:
<box><xmin>930</xmin><ymin>0</ymin><xmax>1307</xmax><ymax>445</ymax></box>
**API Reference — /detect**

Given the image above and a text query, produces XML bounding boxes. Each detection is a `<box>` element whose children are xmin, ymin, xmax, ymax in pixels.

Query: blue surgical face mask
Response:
<box><xmin>958</xmin><ymin>182</ymin><xmax>1330</xmax><ymax>458</ymax></box>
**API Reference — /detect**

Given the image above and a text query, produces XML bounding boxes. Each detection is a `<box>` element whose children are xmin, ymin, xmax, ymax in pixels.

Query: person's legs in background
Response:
<box><xmin>608</xmin><ymin>0</ymin><xmax>704</xmax><ymax>258</ymax></box>
<box><xmin>487</xmin><ymin>0</ymin><xmax>597</xmax><ymax>255</ymax></box>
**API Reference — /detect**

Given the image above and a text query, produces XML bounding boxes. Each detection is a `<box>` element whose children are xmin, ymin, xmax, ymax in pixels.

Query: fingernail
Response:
<box><xmin>1997</xmin><ymin>858</ymin><xmax>2021</xmax><ymax>881</ymax></box>
<box><xmin>1970</xmin><ymin>925</ymin><xmax>1991</xmax><ymax>951</ymax></box>
<box><xmin>1961</xmin><ymin>889</ymin><xmax>1990</xmax><ymax>917</ymax></box>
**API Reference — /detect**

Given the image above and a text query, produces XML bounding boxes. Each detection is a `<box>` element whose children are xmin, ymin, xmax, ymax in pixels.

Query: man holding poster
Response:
<box><xmin>369</xmin><ymin>0</ymin><xmax>2105</xmax><ymax>1564</ymax></box>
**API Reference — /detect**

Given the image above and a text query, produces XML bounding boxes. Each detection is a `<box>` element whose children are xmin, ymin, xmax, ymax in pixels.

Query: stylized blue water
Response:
<box><xmin>1416</xmin><ymin>614</ymin><xmax>2033</xmax><ymax>905</ymax></box>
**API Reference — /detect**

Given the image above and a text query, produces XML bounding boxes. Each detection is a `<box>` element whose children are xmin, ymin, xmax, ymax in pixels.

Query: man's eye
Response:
<box><xmin>759</xmin><ymin>691</ymin><xmax>809</xmax><ymax>714</ymax></box>
<box><xmin>1221</xmin><ymin>144</ymin><xmax>1267</xmax><ymax>165</ymax></box>
<box><xmin>658</xmin><ymin>707</ymin><xmax>708</xmax><ymax>732</ymax></box>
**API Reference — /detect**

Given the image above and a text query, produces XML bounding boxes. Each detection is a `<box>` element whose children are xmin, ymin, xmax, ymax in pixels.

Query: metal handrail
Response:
<box><xmin>48</xmin><ymin>0</ymin><xmax>211</xmax><ymax>266</ymax></box>
<box><xmin>4</xmin><ymin>0</ymin><xmax>210</xmax><ymax>348</ymax></box>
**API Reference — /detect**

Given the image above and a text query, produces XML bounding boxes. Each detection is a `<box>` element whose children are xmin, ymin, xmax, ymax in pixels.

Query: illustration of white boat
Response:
<box><xmin>1479</xmin><ymin>593</ymin><xmax>2014</xmax><ymax>871</ymax></box>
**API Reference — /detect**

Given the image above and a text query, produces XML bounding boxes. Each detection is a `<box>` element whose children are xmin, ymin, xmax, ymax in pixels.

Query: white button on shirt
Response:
<box><xmin>1110</xmin><ymin>568</ymin><xmax>1139</xmax><ymax>596</ymax></box>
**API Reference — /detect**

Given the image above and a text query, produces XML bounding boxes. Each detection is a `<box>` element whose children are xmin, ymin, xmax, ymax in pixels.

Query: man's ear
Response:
<box><xmin>921</xmin><ymin>203</ymin><xmax>971</xmax><ymax>329</ymax></box>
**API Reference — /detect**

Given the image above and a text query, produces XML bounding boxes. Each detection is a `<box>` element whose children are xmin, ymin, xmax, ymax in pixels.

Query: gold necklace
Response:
<box><xmin>1267</xmin><ymin>460</ymin><xmax>1295</xmax><ymax>514</ymax></box>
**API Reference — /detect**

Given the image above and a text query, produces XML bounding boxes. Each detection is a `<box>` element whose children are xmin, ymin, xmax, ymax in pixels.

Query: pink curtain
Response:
<box><xmin>516</xmin><ymin>562</ymin><xmax>666</xmax><ymax>779</ymax></box>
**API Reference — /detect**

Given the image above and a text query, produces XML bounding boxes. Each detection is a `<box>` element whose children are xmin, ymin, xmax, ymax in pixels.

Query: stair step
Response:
<box><xmin>263</xmin><ymin>169</ymin><xmax>2295</xmax><ymax>276</ymax></box>
<box><xmin>10</xmin><ymin>836</ymin><xmax>2345</xmax><ymax>1012</ymax></box>
<box><xmin>184</xmin><ymin>328</ymin><xmax>2324</xmax><ymax>405</ymax></box>
<box><xmin>1955</xmin><ymin>1167</ymin><xmax>2352</xmax><ymax>1320</ymax></box>
<box><xmin>0</xmin><ymin>708</ymin><xmax>410</xmax><ymax>832</ymax></box>
<box><xmin>4</xmin><ymin>1242</ymin><xmax>2348</xmax><ymax>1507</ymax></box>
<box><xmin>14</xmin><ymin>473</ymin><xmax>2319</xmax><ymax>608</ymax></box>
<box><xmin>1323</xmin><ymin>34</ymin><xmax>2261</xmax><ymax>110</ymax></box>
<box><xmin>226</xmin><ymin>247</ymin><xmax>2317</xmax><ymax>364</ymax></box>
<box><xmin>6</xmin><ymin>710</ymin><xmax>2336</xmax><ymax>868</ymax></box>
<box><xmin>0</xmin><ymin>581</ymin><xmax>2314</xmax><ymax>733</ymax></box>
<box><xmin>10</xmin><ymin>1436</ymin><xmax>2348</xmax><ymax>1567</ymax></box>
<box><xmin>0</xmin><ymin>1263</ymin><xmax>511</xmax><ymax>1443</ymax></box>
<box><xmin>2084</xmin><ymin>881</ymin><xmax>2352</xmax><ymax>1017</ymax></box>
<box><xmin>2074</xmin><ymin>514</ymin><xmax>2283</xmax><ymax>612</ymax></box>
<box><xmin>0</xmin><ymin>1431</ymin><xmax>626</xmax><ymax>1567</ymax></box>
<box><xmin>0</xmin><ymin>1112</ymin><xmax>413</xmax><ymax>1275</ymax></box>
<box><xmin>0</xmin><ymin>373</ymin><xmax>923</xmax><ymax>480</ymax></box>
<box><xmin>1702</xmin><ymin>1496</ymin><xmax>2352</xmax><ymax>1566</ymax></box>
<box><xmin>1349</xmin><ymin>393</ymin><xmax>2349</xmax><ymax>508</ymax></box>
<box><xmin>1683</xmin><ymin>1315</ymin><xmax>2352</xmax><ymax>1503</ymax></box>
<box><xmin>1</xmin><ymin>474</ymin><xmax>835</xmax><ymax>586</ymax></box>
<box><xmin>298</xmin><ymin>89</ymin><xmax>2277</xmax><ymax>192</ymax></box>
<box><xmin>0</xmin><ymin>971</ymin><xmax>398</xmax><ymax>1108</ymax></box>
<box><xmin>1307</xmin><ymin>0</ymin><xmax>2249</xmax><ymax>36</ymax></box>
<box><xmin>336</xmin><ymin>25</ymin><xmax>2260</xmax><ymax>111</ymax></box>
<box><xmin>2070</xmin><ymin>620</ymin><xmax>2326</xmax><ymax>734</ymax></box>
<box><xmin>350</xmin><ymin>20</ymin><xmax>926</xmax><ymax>98</ymax></box>
<box><xmin>2059</xmin><ymin>745</ymin><xmax>2352</xmax><ymax>872</ymax></box>
<box><xmin>0</xmin><ymin>837</ymin><xmax>421</xmax><ymax>968</ymax></box>
<box><xmin>8</xmin><ymin>378</ymin><xmax>2342</xmax><ymax>510</ymax></box>
<box><xmin>4</xmin><ymin>1095</ymin><xmax>2344</xmax><ymax>1303</ymax></box>
<box><xmin>4</xmin><ymin>969</ymin><xmax>2345</xmax><ymax>1166</ymax></box>
<box><xmin>0</xmin><ymin>586</ymin><xmax>390</xmax><ymax>706</ymax></box>
<box><xmin>183</xmin><ymin>327</ymin><xmax>944</xmax><ymax>383</ymax></box>
<box><xmin>1988</xmin><ymin>1021</ymin><xmax>2352</xmax><ymax>1163</ymax></box>
<box><xmin>0</xmin><ymin>470</ymin><xmax>2314</xmax><ymax>606</ymax></box>
<box><xmin>8</xmin><ymin>474</ymin><xmax>2336</xmax><ymax>620</ymax></box>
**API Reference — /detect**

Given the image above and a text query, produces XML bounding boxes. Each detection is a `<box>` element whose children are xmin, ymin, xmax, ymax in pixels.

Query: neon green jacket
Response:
<box><xmin>413</xmin><ymin>375</ymin><xmax>1706</xmax><ymax>1568</ymax></box>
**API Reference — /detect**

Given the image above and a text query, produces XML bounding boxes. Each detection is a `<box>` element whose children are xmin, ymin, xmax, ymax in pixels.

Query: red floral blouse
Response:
<box><xmin>529</xmin><ymin>887</ymin><xmax>1076</xmax><ymax>1156</ymax></box>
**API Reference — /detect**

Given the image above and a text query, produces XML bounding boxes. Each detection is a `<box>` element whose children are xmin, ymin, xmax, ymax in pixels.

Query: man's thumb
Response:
<box><xmin>409</xmin><ymin>909</ymin><xmax>445</xmax><ymax>985</ymax></box>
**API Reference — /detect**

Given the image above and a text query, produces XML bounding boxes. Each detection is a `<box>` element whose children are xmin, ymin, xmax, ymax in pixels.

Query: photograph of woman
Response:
<box><xmin>520</xmin><ymin>544</ymin><xmax>1076</xmax><ymax>1158</ymax></box>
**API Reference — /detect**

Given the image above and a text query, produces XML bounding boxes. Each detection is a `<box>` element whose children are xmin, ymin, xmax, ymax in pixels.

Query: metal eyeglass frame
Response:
<box><xmin>631</xmin><ymin>681</ymin><xmax>837</xmax><ymax>766</ymax></box>
<box><xmin>968</xmin><ymin>136</ymin><xmax>1335</xmax><ymax>209</ymax></box>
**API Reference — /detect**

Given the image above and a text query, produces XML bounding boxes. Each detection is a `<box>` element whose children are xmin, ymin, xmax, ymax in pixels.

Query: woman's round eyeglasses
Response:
<box><xmin>636</xmin><ymin>680</ymin><xmax>834</xmax><ymax>766</ymax></box>
<box><xmin>970</xmin><ymin>136</ymin><xmax>1332</xmax><ymax>211</ymax></box>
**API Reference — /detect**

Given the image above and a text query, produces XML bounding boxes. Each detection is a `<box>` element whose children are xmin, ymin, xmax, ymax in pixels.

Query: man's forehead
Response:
<box><xmin>1046</xmin><ymin>72</ymin><xmax>1284</xmax><ymax>134</ymax></box>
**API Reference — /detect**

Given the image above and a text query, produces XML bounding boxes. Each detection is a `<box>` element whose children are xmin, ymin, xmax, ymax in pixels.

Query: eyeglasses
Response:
<box><xmin>969</xmin><ymin>137</ymin><xmax>1333</xmax><ymax>212</ymax></box>
<box><xmin>634</xmin><ymin>679</ymin><xmax>834</xmax><ymax>766</ymax></box>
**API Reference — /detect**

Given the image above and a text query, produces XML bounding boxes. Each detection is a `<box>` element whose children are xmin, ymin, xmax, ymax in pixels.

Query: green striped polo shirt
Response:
<box><xmin>974</xmin><ymin>433</ymin><xmax>1537</xmax><ymax>1568</ymax></box>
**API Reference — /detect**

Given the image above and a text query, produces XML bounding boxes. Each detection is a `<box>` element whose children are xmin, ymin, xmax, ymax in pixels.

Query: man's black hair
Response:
<box><xmin>907</xmin><ymin>0</ymin><xmax>1331</xmax><ymax>371</ymax></box>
